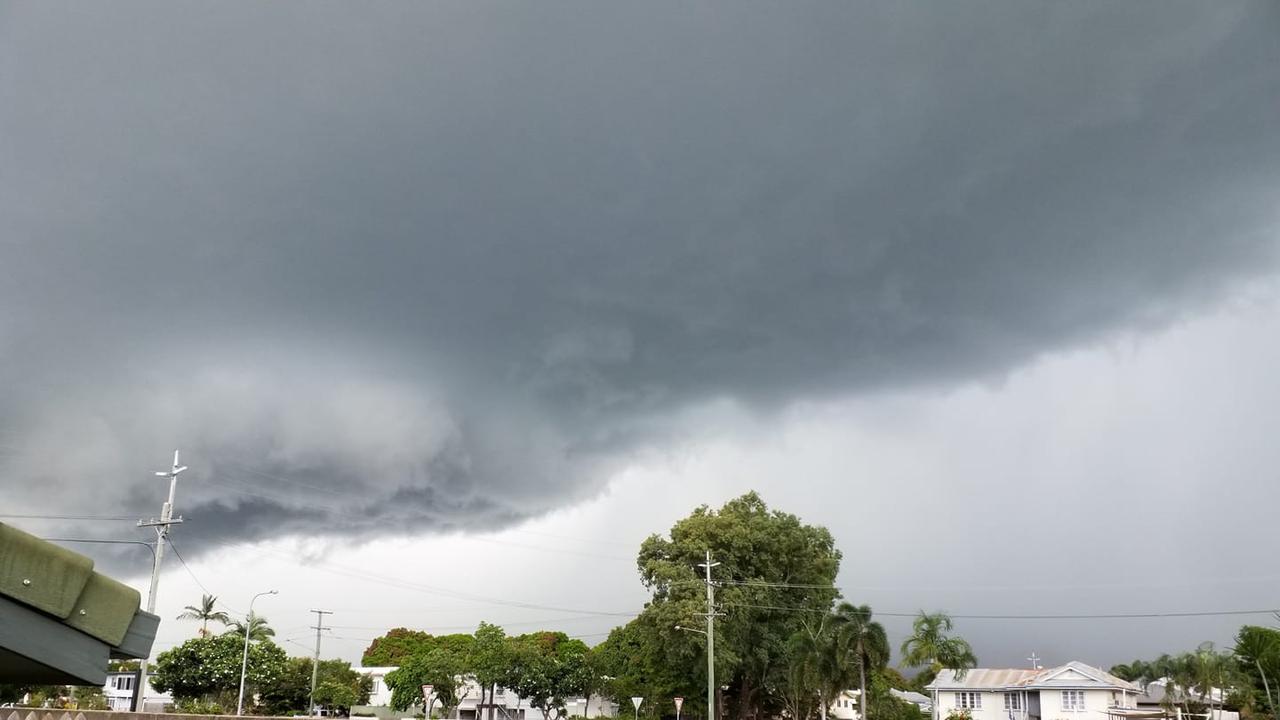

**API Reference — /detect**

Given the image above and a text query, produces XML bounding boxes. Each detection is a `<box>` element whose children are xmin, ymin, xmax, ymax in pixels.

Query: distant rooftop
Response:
<box><xmin>929</xmin><ymin>661</ymin><xmax>1140</xmax><ymax>693</ymax></box>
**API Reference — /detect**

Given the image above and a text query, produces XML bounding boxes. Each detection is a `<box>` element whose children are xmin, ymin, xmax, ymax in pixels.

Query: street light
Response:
<box><xmin>237</xmin><ymin>590</ymin><xmax>278</xmax><ymax>715</ymax></box>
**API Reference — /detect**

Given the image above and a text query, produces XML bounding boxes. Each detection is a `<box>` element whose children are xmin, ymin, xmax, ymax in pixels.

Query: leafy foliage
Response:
<box><xmin>258</xmin><ymin>657</ymin><xmax>372</xmax><ymax>715</ymax></box>
<box><xmin>150</xmin><ymin>633</ymin><xmax>287</xmax><ymax>706</ymax></box>
<box><xmin>620</xmin><ymin>492</ymin><xmax>843</xmax><ymax>720</ymax></box>
<box><xmin>900</xmin><ymin>612</ymin><xmax>977</xmax><ymax>676</ymax></box>
<box><xmin>363</xmin><ymin>628</ymin><xmax>475</xmax><ymax>667</ymax></box>
<box><xmin>386</xmin><ymin>645</ymin><xmax>473</xmax><ymax>714</ymax></box>
<box><xmin>178</xmin><ymin>594</ymin><xmax>232</xmax><ymax>637</ymax></box>
<box><xmin>503</xmin><ymin>632</ymin><xmax>592</xmax><ymax>720</ymax></box>
<box><xmin>224</xmin><ymin>611</ymin><xmax>276</xmax><ymax>642</ymax></box>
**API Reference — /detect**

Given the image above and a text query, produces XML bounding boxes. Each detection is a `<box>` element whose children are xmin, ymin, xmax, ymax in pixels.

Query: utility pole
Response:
<box><xmin>698</xmin><ymin>550</ymin><xmax>721</xmax><ymax>720</ymax></box>
<box><xmin>309</xmin><ymin>609</ymin><xmax>334</xmax><ymax>715</ymax></box>
<box><xmin>135</xmin><ymin>450</ymin><xmax>187</xmax><ymax>712</ymax></box>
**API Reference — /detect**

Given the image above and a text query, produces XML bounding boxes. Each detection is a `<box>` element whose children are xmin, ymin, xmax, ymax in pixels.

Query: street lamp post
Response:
<box><xmin>237</xmin><ymin>590</ymin><xmax>278</xmax><ymax>716</ymax></box>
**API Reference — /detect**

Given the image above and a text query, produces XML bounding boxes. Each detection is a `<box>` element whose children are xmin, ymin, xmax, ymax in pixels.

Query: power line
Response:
<box><xmin>187</xmin><ymin>535</ymin><xmax>639</xmax><ymax>618</ymax></box>
<box><xmin>1</xmin><ymin>513</ymin><xmax>140</xmax><ymax>521</ymax></box>
<box><xmin>40</xmin><ymin>537</ymin><xmax>156</xmax><ymax>560</ymax></box>
<box><xmin>720</xmin><ymin>602</ymin><xmax>1280</xmax><ymax>620</ymax></box>
<box><xmin>168</xmin><ymin>538</ymin><xmax>244</xmax><ymax>616</ymax></box>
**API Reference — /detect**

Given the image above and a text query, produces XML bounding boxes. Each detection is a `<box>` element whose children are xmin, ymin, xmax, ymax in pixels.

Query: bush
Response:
<box><xmin>177</xmin><ymin>698</ymin><xmax>227</xmax><ymax>715</ymax></box>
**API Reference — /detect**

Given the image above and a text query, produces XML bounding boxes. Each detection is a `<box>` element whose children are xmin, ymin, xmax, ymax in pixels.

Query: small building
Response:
<box><xmin>928</xmin><ymin>661</ymin><xmax>1141</xmax><ymax>720</ymax></box>
<box><xmin>102</xmin><ymin>670</ymin><xmax>173</xmax><ymax>712</ymax></box>
<box><xmin>831</xmin><ymin>689</ymin><xmax>861</xmax><ymax>720</ymax></box>
<box><xmin>892</xmin><ymin>689</ymin><xmax>933</xmax><ymax>714</ymax></box>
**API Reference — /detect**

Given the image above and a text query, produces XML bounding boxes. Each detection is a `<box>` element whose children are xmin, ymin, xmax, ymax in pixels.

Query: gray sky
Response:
<box><xmin>2</xmin><ymin>0</ymin><xmax>1279</xmax><ymax>668</ymax></box>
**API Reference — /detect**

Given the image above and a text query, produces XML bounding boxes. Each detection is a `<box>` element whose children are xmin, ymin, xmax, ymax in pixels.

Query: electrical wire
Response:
<box><xmin>720</xmin><ymin>602</ymin><xmax>1280</xmax><ymax>620</ymax></box>
<box><xmin>2</xmin><ymin>513</ymin><xmax>140</xmax><ymax>521</ymax></box>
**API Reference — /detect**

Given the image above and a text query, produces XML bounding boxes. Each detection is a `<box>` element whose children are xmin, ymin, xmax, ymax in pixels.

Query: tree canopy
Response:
<box><xmin>151</xmin><ymin>633</ymin><xmax>288</xmax><ymax>711</ymax></box>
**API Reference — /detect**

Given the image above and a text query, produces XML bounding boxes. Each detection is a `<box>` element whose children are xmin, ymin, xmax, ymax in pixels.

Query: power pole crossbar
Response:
<box><xmin>134</xmin><ymin>450</ymin><xmax>187</xmax><ymax>712</ymax></box>
<box><xmin>309</xmin><ymin>609</ymin><xmax>334</xmax><ymax>716</ymax></box>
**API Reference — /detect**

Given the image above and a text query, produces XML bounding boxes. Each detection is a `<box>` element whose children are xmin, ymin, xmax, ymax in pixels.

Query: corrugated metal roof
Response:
<box><xmin>930</xmin><ymin>662</ymin><xmax>1140</xmax><ymax>692</ymax></box>
<box><xmin>932</xmin><ymin>668</ymin><xmax>1042</xmax><ymax>689</ymax></box>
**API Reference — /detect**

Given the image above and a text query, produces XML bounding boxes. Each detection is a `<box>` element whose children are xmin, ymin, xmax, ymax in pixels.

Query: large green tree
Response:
<box><xmin>258</xmin><ymin>658</ymin><xmax>372</xmax><ymax>715</ymax></box>
<box><xmin>632</xmin><ymin>492</ymin><xmax>842</xmax><ymax>720</ymax></box>
<box><xmin>151</xmin><ymin>634</ymin><xmax>288</xmax><ymax>710</ymax></box>
<box><xmin>363</xmin><ymin>628</ymin><xmax>475</xmax><ymax>667</ymax></box>
<box><xmin>386</xmin><ymin>645</ymin><xmax>472</xmax><ymax>716</ymax></box>
<box><xmin>504</xmin><ymin>632</ymin><xmax>592</xmax><ymax>720</ymax></box>
<box><xmin>470</xmin><ymin>622</ymin><xmax>512</xmax><ymax>720</ymax></box>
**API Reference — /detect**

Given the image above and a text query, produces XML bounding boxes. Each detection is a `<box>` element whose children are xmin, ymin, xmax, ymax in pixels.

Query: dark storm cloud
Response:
<box><xmin>1</xmin><ymin>2</ymin><xmax>1278</xmax><ymax>547</ymax></box>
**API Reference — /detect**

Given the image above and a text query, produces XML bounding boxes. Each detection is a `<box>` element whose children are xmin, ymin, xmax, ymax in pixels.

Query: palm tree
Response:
<box><xmin>900</xmin><ymin>612</ymin><xmax>977</xmax><ymax>681</ymax></box>
<box><xmin>1235</xmin><ymin>626</ymin><xmax>1280</xmax><ymax>718</ymax></box>
<box><xmin>177</xmin><ymin>594</ymin><xmax>231</xmax><ymax>637</ymax></box>
<box><xmin>225</xmin><ymin>611</ymin><xmax>275</xmax><ymax>642</ymax></box>
<box><xmin>832</xmin><ymin>603</ymin><xmax>889</xmax><ymax>720</ymax></box>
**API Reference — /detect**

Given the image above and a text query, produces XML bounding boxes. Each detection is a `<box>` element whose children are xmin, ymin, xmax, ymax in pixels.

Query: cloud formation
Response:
<box><xmin>1</xmin><ymin>1</ymin><xmax>1278</xmax><ymax>550</ymax></box>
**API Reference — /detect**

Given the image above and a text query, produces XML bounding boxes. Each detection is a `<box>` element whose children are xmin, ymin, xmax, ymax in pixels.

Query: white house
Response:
<box><xmin>928</xmin><ymin>661</ymin><xmax>1141</xmax><ymax>720</ymax></box>
<box><xmin>362</xmin><ymin>667</ymin><xmax>400</xmax><ymax>708</ymax></box>
<box><xmin>101</xmin><ymin>670</ymin><xmax>172</xmax><ymax>712</ymax></box>
<box><xmin>892</xmin><ymin>689</ymin><xmax>933</xmax><ymax>714</ymax></box>
<box><xmin>831</xmin><ymin>689</ymin><xmax>861</xmax><ymax>720</ymax></box>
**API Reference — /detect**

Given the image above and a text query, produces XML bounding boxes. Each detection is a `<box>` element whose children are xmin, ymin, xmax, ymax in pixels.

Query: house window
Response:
<box><xmin>113</xmin><ymin>676</ymin><xmax>134</xmax><ymax>692</ymax></box>
<box><xmin>1062</xmin><ymin>691</ymin><xmax>1085</xmax><ymax>711</ymax></box>
<box><xmin>956</xmin><ymin>692</ymin><xmax>982</xmax><ymax>710</ymax></box>
<box><xmin>1004</xmin><ymin>693</ymin><xmax>1022</xmax><ymax>711</ymax></box>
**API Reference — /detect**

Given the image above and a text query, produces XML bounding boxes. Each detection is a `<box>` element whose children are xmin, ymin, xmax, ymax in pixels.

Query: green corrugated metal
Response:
<box><xmin>0</xmin><ymin>523</ymin><xmax>94</xmax><ymax>618</ymax></box>
<box><xmin>64</xmin><ymin>572</ymin><xmax>142</xmax><ymax>646</ymax></box>
<box><xmin>0</xmin><ymin>521</ymin><xmax>156</xmax><ymax>683</ymax></box>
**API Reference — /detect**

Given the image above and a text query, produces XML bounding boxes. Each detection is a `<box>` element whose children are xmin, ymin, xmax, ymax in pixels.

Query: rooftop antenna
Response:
<box><xmin>1028</xmin><ymin>652</ymin><xmax>1042</xmax><ymax>670</ymax></box>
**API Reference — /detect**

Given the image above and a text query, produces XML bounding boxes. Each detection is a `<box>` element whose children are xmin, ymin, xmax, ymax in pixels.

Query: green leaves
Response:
<box><xmin>900</xmin><ymin>612</ymin><xmax>976</xmax><ymax>675</ymax></box>
<box><xmin>150</xmin><ymin>634</ymin><xmax>287</xmax><ymax>704</ymax></box>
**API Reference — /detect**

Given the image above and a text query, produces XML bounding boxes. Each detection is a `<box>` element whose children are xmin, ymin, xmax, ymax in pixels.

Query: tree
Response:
<box><xmin>634</xmin><ymin>492</ymin><xmax>842</xmax><ymax>720</ymax></box>
<box><xmin>178</xmin><ymin>594</ymin><xmax>231</xmax><ymax>638</ymax></box>
<box><xmin>151</xmin><ymin>633</ymin><xmax>288</xmax><ymax>709</ymax></box>
<box><xmin>225</xmin><ymin>611</ymin><xmax>275</xmax><ymax>642</ymax></box>
<box><xmin>71</xmin><ymin>685</ymin><xmax>108</xmax><ymax>710</ymax></box>
<box><xmin>470</xmin><ymin>622</ymin><xmax>511</xmax><ymax>720</ymax></box>
<box><xmin>592</xmin><ymin>617</ymin><xmax>696</xmax><ymax>717</ymax></box>
<box><xmin>899</xmin><ymin>612</ymin><xmax>976</xmax><ymax>681</ymax></box>
<box><xmin>259</xmin><ymin>658</ymin><xmax>372</xmax><ymax>716</ymax></box>
<box><xmin>314</xmin><ymin>680</ymin><xmax>362</xmax><ymax>716</ymax></box>
<box><xmin>1235</xmin><ymin>626</ymin><xmax>1280</xmax><ymax>719</ymax></box>
<box><xmin>832</xmin><ymin>603</ymin><xmax>889</xmax><ymax>720</ymax></box>
<box><xmin>386</xmin><ymin>646</ymin><xmax>472</xmax><ymax>716</ymax></box>
<box><xmin>504</xmin><ymin>632</ymin><xmax>592</xmax><ymax>720</ymax></box>
<box><xmin>363</xmin><ymin>628</ymin><xmax>475</xmax><ymax>667</ymax></box>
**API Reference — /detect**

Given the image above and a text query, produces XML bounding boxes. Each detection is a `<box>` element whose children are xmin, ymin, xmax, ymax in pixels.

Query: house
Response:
<box><xmin>892</xmin><ymin>689</ymin><xmax>933</xmax><ymax>714</ymax></box>
<box><xmin>831</xmin><ymin>689</ymin><xmax>861</xmax><ymax>720</ymax></box>
<box><xmin>1133</xmin><ymin>681</ymin><xmax>1238</xmax><ymax>720</ymax></box>
<box><xmin>102</xmin><ymin>670</ymin><xmax>173</xmax><ymax>712</ymax></box>
<box><xmin>928</xmin><ymin>661</ymin><xmax>1141</xmax><ymax>720</ymax></box>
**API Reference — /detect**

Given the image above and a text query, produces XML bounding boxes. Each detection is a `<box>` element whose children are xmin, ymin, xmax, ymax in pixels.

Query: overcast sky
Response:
<box><xmin>2</xmin><ymin>0</ymin><xmax>1280</xmax><ymax>669</ymax></box>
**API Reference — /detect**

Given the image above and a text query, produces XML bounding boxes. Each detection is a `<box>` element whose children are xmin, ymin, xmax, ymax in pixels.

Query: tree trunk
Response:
<box><xmin>859</xmin><ymin>653</ymin><xmax>868</xmax><ymax>720</ymax></box>
<box><xmin>1255</xmin><ymin>660</ymin><xmax>1277</xmax><ymax>719</ymax></box>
